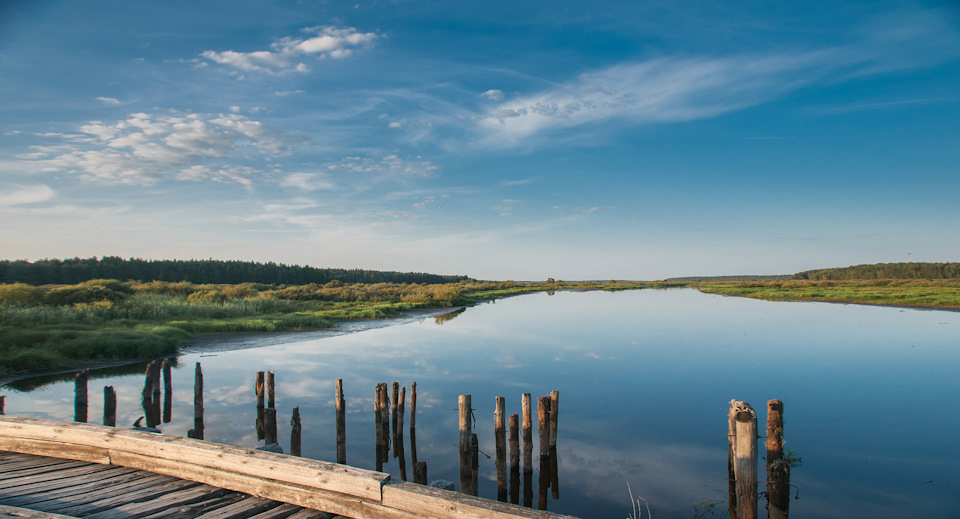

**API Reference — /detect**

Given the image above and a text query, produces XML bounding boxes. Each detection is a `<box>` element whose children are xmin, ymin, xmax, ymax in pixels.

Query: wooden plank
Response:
<box><xmin>83</xmin><ymin>485</ymin><xmax>229</xmax><ymax>519</ymax></box>
<box><xmin>0</xmin><ymin>458</ymin><xmax>90</xmax><ymax>477</ymax></box>
<box><xmin>2</xmin><ymin>469</ymin><xmax>150</xmax><ymax>505</ymax></box>
<box><xmin>192</xmin><ymin>495</ymin><xmax>280</xmax><ymax>519</ymax></box>
<box><xmin>245</xmin><ymin>503</ymin><xmax>308</xmax><ymax>519</ymax></box>
<box><xmin>283</xmin><ymin>509</ymin><xmax>332</xmax><ymax>519</ymax></box>
<box><xmin>50</xmin><ymin>478</ymin><xmax>201</xmax><ymax>516</ymax></box>
<box><xmin>0</xmin><ymin>464</ymin><xmax>125</xmax><ymax>492</ymax></box>
<box><xmin>105</xmin><ymin>451</ymin><xmax>418</xmax><ymax>519</ymax></box>
<box><xmin>0</xmin><ymin>417</ymin><xmax>388</xmax><ymax>502</ymax></box>
<box><xmin>0</xmin><ymin>505</ymin><xmax>79</xmax><ymax>519</ymax></box>
<box><xmin>381</xmin><ymin>482</ymin><xmax>578</xmax><ymax>519</ymax></box>
<box><xmin>35</xmin><ymin>474</ymin><xmax>185</xmax><ymax>513</ymax></box>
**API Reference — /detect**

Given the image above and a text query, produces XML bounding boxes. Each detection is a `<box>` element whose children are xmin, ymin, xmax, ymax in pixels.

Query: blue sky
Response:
<box><xmin>1</xmin><ymin>0</ymin><xmax>958</xmax><ymax>280</ymax></box>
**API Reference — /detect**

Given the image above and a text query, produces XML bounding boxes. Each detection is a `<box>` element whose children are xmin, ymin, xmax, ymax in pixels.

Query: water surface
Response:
<box><xmin>2</xmin><ymin>289</ymin><xmax>958</xmax><ymax>518</ymax></box>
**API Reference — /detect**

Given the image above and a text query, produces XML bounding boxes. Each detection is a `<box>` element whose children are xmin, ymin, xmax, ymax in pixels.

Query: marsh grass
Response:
<box><xmin>696</xmin><ymin>280</ymin><xmax>960</xmax><ymax>309</ymax></box>
<box><xmin>0</xmin><ymin>278</ymin><xmax>660</xmax><ymax>376</ymax></box>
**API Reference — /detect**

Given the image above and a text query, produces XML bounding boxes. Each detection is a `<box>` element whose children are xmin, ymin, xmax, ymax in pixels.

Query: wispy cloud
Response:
<box><xmin>95</xmin><ymin>96</ymin><xmax>120</xmax><ymax>105</ymax></box>
<box><xmin>201</xmin><ymin>26</ymin><xmax>380</xmax><ymax>75</ymax></box>
<box><xmin>22</xmin><ymin>112</ymin><xmax>291</xmax><ymax>185</ymax></box>
<box><xmin>0</xmin><ymin>185</ymin><xmax>54</xmax><ymax>207</ymax></box>
<box><xmin>475</xmin><ymin>10</ymin><xmax>960</xmax><ymax>147</ymax></box>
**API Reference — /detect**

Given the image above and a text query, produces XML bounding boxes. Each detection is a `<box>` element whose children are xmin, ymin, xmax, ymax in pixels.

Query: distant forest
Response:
<box><xmin>793</xmin><ymin>262</ymin><xmax>960</xmax><ymax>280</ymax></box>
<box><xmin>665</xmin><ymin>274</ymin><xmax>792</xmax><ymax>282</ymax></box>
<box><xmin>0</xmin><ymin>257</ymin><xmax>472</xmax><ymax>286</ymax></box>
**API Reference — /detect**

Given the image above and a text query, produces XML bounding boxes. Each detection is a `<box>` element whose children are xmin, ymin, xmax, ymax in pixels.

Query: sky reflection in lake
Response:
<box><xmin>3</xmin><ymin>289</ymin><xmax>959</xmax><ymax>518</ymax></box>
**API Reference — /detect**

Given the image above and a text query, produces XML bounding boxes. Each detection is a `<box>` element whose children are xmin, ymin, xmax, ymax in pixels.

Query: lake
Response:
<box><xmin>2</xmin><ymin>288</ymin><xmax>958</xmax><ymax>518</ymax></box>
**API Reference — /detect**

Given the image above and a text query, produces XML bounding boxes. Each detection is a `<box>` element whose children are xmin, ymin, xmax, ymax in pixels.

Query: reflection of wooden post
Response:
<box><xmin>459</xmin><ymin>395</ymin><xmax>475</xmax><ymax>495</ymax></box>
<box><xmin>766</xmin><ymin>399</ymin><xmax>789</xmax><ymax>519</ymax></box>
<box><xmin>336</xmin><ymin>379</ymin><xmax>346</xmax><ymax>464</ymax></box>
<box><xmin>410</xmin><ymin>381</ymin><xmax>418</xmax><ymax>465</ymax></box>
<box><xmin>74</xmin><ymin>370</ymin><xmax>88</xmax><ymax>423</ymax></box>
<box><xmin>397</xmin><ymin>386</ymin><xmax>407</xmax><ymax>481</ymax></box>
<box><xmin>103</xmin><ymin>386</ymin><xmax>117</xmax><ymax>427</ymax></box>
<box><xmin>188</xmin><ymin>363</ymin><xmax>204</xmax><ymax>440</ymax></box>
<box><xmin>264</xmin><ymin>407</ymin><xmax>278</xmax><ymax>446</ymax></box>
<box><xmin>161</xmin><ymin>359</ymin><xmax>172</xmax><ymax>424</ymax></box>
<box><xmin>150</xmin><ymin>361</ymin><xmax>161</xmax><ymax>405</ymax></box>
<box><xmin>375</xmin><ymin>384</ymin><xmax>384</xmax><ymax>471</ymax></box>
<box><xmin>550</xmin><ymin>446</ymin><xmax>559</xmax><ymax>499</ymax></box>
<box><xmin>266</xmin><ymin>371</ymin><xmax>276</xmax><ymax>408</ymax></box>
<box><xmin>509</xmin><ymin>413</ymin><xmax>520</xmax><ymax>505</ymax></box>
<box><xmin>495</xmin><ymin>396</ymin><xmax>507</xmax><ymax>502</ymax></box>
<box><xmin>413</xmin><ymin>461</ymin><xmax>428</xmax><ymax>485</ymax></box>
<box><xmin>291</xmin><ymin>407</ymin><xmax>302</xmax><ymax>457</ymax></box>
<box><xmin>522</xmin><ymin>393</ymin><xmax>533</xmax><ymax>507</ymax></box>
<box><xmin>734</xmin><ymin>402</ymin><xmax>758</xmax><ymax>519</ymax></box>
<box><xmin>256</xmin><ymin>371</ymin><xmax>265</xmax><ymax>440</ymax></box>
<box><xmin>549</xmin><ymin>390</ymin><xmax>559</xmax><ymax>448</ymax></box>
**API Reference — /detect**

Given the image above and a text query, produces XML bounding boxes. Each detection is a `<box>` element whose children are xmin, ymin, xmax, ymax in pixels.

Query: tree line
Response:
<box><xmin>793</xmin><ymin>262</ymin><xmax>960</xmax><ymax>280</ymax></box>
<box><xmin>0</xmin><ymin>257</ymin><xmax>472</xmax><ymax>286</ymax></box>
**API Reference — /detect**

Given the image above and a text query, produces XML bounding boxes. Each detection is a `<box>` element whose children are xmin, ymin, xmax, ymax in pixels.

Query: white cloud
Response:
<box><xmin>476</xmin><ymin>10</ymin><xmax>960</xmax><ymax>146</ymax></box>
<box><xmin>22</xmin><ymin>112</ymin><xmax>290</xmax><ymax>185</ymax></box>
<box><xmin>326</xmin><ymin>155</ymin><xmax>440</xmax><ymax>177</ymax></box>
<box><xmin>201</xmin><ymin>26</ymin><xmax>380</xmax><ymax>75</ymax></box>
<box><xmin>480</xmin><ymin>89</ymin><xmax>504</xmax><ymax>101</ymax></box>
<box><xmin>280</xmin><ymin>172</ymin><xmax>336</xmax><ymax>191</ymax></box>
<box><xmin>0</xmin><ymin>185</ymin><xmax>54</xmax><ymax>207</ymax></box>
<box><xmin>95</xmin><ymin>96</ymin><xmax>120</xmax><ymax>105</ymax></box>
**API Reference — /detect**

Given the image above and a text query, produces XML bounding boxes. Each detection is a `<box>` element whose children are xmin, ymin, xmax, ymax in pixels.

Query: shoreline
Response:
<box><xmin>699</xmin><ymin>289</ymin><xmax>960</xmax><ymax>313</ymax></box>
<box><xmin>0</xmin><ymin>306</ymin><xmax>465</xmax><ymax>387</ymax></box>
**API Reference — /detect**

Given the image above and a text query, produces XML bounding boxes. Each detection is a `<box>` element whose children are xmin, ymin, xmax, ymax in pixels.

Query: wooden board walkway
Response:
<box><xmin>0</xmin><ymin>417</ymin><xmax>575</xmax><ymax>519</ymax></box>
<box><xmin>0</xmin><ymin>451</ymin><xmax>333</xmax><ymax>519</ymax></box>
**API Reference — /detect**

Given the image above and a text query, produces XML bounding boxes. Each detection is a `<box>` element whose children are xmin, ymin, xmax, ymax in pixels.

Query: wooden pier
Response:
<box><xmin>0</xmin><ymin>416</ymin><xmax>574</xmax><ymax>519</ymax></box>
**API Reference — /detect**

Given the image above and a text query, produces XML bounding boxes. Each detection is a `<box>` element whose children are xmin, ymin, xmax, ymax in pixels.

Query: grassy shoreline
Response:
<box><xmin>0</xmin><ymin>279</ymin><xmax>663</xmax><ymax>378</ymax></box>
<box><xmin>5</xmin><ymin>277</ymin><xmax>959</xmax><ymax>379</ymax></box>
<box><xmin>694</xmin><ymin>279</ymin><xmax>960</xmax><ymax>311</ymax></box>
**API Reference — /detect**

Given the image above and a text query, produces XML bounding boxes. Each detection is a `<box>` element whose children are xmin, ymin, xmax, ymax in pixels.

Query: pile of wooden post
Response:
<box><xmin>728</xmin><ymin>399</ymin><xmax>791</xmax><ymax>519</ymax></box>
<box><xmin>460</xmin><ymin>391</ymin><xmax>559</xmax><ymax>511</ymax></box>
<box><xmin>374</xmin><ymin>381</ymin><xmax>425</xmax><ymax>484</ymax></box>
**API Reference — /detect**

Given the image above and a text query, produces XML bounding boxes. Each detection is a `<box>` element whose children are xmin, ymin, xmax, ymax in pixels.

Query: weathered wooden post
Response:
<box><xmin>766</xmin><ymin>399</ymin><xmax>790</xmax><ymax>519</ymax></box>
<box><xmin>264</xmin><ymin>407</ymin><xmax>278</xmax><ymax>446</ymax></box>
<box><xmin>375</xmin><ymin>383</ymin><xmax>384</xmax><ymax>471</ymax></box>
<box><xmin>0</xmin><ymin>395</ymin><xmax>5</xmax><ymax>415</ymax></box>
<box><xmin>74</xmin><ymin>370</ymin><xmax>88</xmax><ymax>423</ymax></box>
<box><xmin>380</xmin><ymin>383</ymin><xmax>390</xmax><ymax>461</ymax></box>
<box><xmin>413</xmin><ymin>461</ymin><xmax>428</xmax><ymax>485</ymax></box>
<box><xmin>103</xmin><ymin>385</ymin><xmax>116</xmax><ymax>427</ymax></box>
<box><xmin>537</xmin><ymin>396</ymin><xmax>551</xmax><ymax>510</ymax></box>
<box><xmin>336</xmin><ymin>379</ymin><xmax>346</xmax><ymax>464</ymax></box>
<box><xmin>291</xmin><ymin>407</ymin><xmax>302</xmax><ymax>457</ymax></box>
<box><xmin>410</xmin><ymin>381</ymin><xmax>418</xmax><ymax>466</ymax></box>
<box><xmin>392</xmin><ymin>381</ymin><xmax>400</xmax><ymax>458</ymax></box>
<box><xmin>188</xmin><ymin>362</ymin><xmax>204</xmax><ymax>440</ymax></box>
<box><xmin>267</xmin><ymin>371</ymin><xmax>276</xmax><ymax>409</ymax></box>
<box><xmin>161</xmin><ymin>359</ymin><xmax>172</xmax><ymax>424</ymax></box>
<box><xmin>522</xmin><ymin>393</ymin><xmax>533</xmax><ymax>507</ymax></box>
<box><xmin>397</xmin><ymin>386</ymin><xmax>407</xmax><ymax>481</ymax></box>
<box><xmin>256</xmin><ymin>371</ymin><xmax>265</xmax><ymax>440</ymax></box>
<box><xmin>103</xmin><ymin>386</ymin><xmax>117</xmax><ymax>427</ymax></box>
<box><xmin>733</xmin><ymin>401</ymin><xmax>758</xmax><ymax>519</ymax></box>
<box><xmin>459</xmin><ymin>394</ymin><xmax>476</xmax><ymax>495</ymax></box>
<box><xmin>150</xmin><ymin>361</ymin><xmax>162</xmax><ymax>405</ymax></box>
<box><xmin>728</xmin><ymin>400</ymin><xmax>739</xmax><ymax>519</ymax></box>
<box><xmin>495</xmin><ymin>396</ymin><xmax>507</xmax><ymax>502</ymax></box>
<box><xmin>509</xmin><ymin>413</ymin><xmax>520</xmax><ymax>505</ymax></box>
